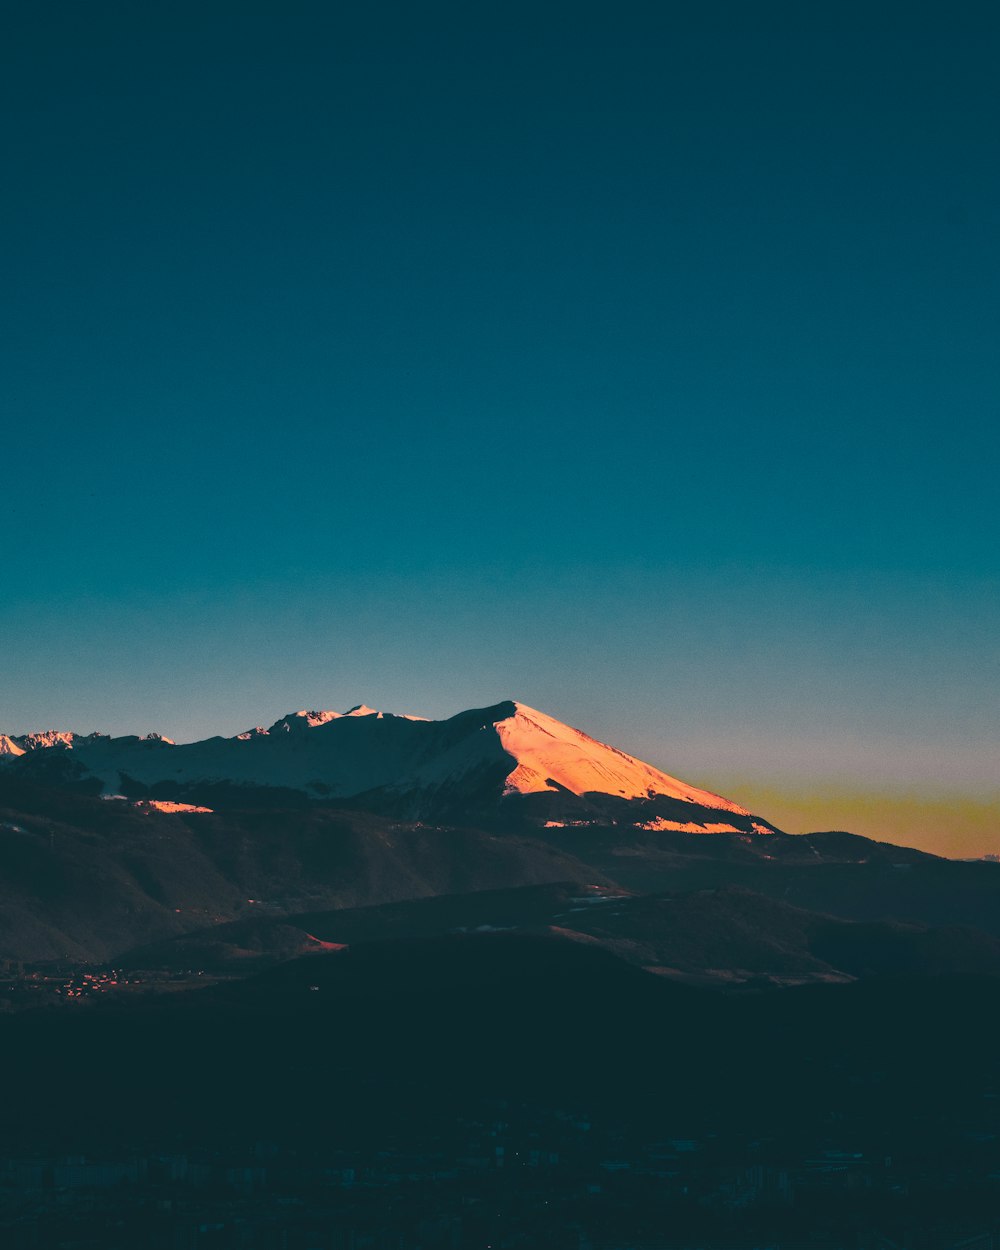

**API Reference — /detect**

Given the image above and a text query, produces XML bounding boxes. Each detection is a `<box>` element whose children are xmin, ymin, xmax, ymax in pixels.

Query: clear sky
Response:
<box><xmin>2</xmin><ymin>3</ymin><xmax>997</xmax><ymax>855</ymax></box>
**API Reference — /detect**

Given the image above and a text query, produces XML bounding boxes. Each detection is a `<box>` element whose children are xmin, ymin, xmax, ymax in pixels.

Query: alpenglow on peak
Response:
<box><xmin>0</xmin><ymin>698</ymin><xmax>778</xmax><ymax>835</ymax></box>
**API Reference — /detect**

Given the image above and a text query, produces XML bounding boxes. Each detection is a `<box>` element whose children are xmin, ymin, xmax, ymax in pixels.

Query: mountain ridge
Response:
<box><xmin>1</xmin><ymin>699</ymin><xmax>770</xmax><ymax>831</ymax></box>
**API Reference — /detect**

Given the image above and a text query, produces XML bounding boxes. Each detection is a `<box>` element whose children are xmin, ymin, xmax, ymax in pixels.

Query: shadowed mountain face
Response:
<box><xmin>119</xmin><ymin>881</ymin><xmax>1000</xmax><ymax>986</ymax></box>
<box><xmin>0</xmin><ymin>778</ymin><xmax>612</xmax><ymax>961</ymax></box>
<box><xmin>4</xmin><ymin>770</ymin><xmax>1000</xmax><ymax>970</ymax></box>
<box><xmin>0</xmin><ymin>700</ymin><xmax>776</xmax><ymax>832</ymax></box>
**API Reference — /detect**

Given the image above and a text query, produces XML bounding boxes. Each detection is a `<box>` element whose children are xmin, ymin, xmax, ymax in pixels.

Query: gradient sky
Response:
<box><xmin>2</xmin><ymin>3</ymin><xmax>997</xmax><ymax>855</ymax></box>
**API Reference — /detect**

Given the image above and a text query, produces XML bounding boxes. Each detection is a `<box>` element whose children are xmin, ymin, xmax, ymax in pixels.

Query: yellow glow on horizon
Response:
<box><xmin>694</xmin><ymin>780</ymin><xmax>1000</xmax><ymax>860</ymax></box>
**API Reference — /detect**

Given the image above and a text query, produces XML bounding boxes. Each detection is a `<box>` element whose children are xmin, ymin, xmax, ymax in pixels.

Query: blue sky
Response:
<box><xmin>2</xmin><ymin>3</ymin><xmax>997</xmax><ymax>850</ymax></box>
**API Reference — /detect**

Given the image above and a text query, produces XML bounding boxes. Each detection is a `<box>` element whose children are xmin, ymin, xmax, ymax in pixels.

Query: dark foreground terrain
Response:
<box><xmin>3</xmin><ymin>933</ymin><xmax>1000</xmax><ymax>1248</ymax></box>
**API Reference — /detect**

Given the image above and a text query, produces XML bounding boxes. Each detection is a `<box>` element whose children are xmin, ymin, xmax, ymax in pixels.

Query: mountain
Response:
<box><xmin>5</xmin><ymin>763</ymin><xmax>1000</xmax><ymax>967</ymax></box>
<box><xmin>6</xmin><ymin>695</ymin><xmax>1000</xmax><ymax>981</ymax></box>
<box><xmin>0</xmin><ymin>699</ymin><xmax>776</xmax><ymax>832</ymax></box>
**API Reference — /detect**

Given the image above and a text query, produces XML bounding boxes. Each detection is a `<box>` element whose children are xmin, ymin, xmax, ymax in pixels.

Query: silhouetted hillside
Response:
<box><xmin>120</xmin><ymin>882</ymin><xmax>1000</xmax><ymax>984</ymax></box>
<box><xmin>0</xmin><ymin>779</ymin><xmax>607</xmax><ymax>961</ymax></box>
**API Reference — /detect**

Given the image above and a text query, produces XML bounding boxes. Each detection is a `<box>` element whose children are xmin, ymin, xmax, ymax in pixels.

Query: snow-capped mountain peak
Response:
<box><xmin>495</xmin><ymin>701</ymin><xmax>751</xmax><ymax>815</ymax></box>
<box><xmin>0</xmin><ymin>698</ymin><xmax>773</xmax><ymax>833</ymax></box>
<box><xmin>267</xmin><ymin>709</ymin><xmax>343</xmax><ymax>733</ymax></box>
<box><xmin>14</xmin><ymin>730</ymin><xmax>78</xmax><ymax>751</ymax></box>
<box><xmin>341</xmin><ymin>705</ymin><xmax>429</xmax><ymax>721</ymax></box>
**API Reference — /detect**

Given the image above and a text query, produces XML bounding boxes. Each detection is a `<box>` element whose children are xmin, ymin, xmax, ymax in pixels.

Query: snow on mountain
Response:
<box><xmin>495</xmin><ymin>703</ymin><xmax>749</xmax><ymax>813</ymax></box>
<box><xmin>340</xmin><ymin>705</ymin><xmax>428</xmax><ymax>722</ymax></box>
<box><xmin>267</xmin><ymin>709</ymin><xmax>344</xmax><ymax>733</ymax></box>
<box><xmin>241</xmin><ymin>707</ymin><xmax>430</xmax><ymax>738</ymax></box>
<box><xmin>15</xmin><ymin>730</ymin><xmax>79</xmax><ymax>751</ymax></box>
<box><xmin>133</xmin><ymin>799</ymin><xmax>213</xmax><ymax>814</ymax></box>
<box><xmin>5</xmin><ymin>730</ymin><xmax>109</xmax><ymax>752</ymax></box>
<box><xmin>0</xmin><ymin>699</ymin><xmax>763</xmax><ymax>830</ymax></box>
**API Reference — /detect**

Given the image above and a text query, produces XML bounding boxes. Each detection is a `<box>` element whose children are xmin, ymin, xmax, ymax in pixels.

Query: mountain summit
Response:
<box><xmin>1</xmin><ymin>699</ymin><xmax>776</xmax><ymax>833</ymax></box>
